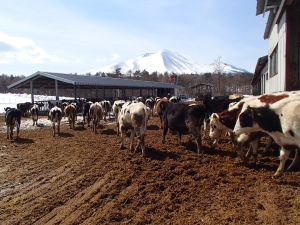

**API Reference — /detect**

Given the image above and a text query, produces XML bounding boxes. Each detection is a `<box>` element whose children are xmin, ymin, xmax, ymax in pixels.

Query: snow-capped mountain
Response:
<box><xmin>86</xmin><ymin>49</ymin><xmax>250</xmax><ymax>75</ymax></box>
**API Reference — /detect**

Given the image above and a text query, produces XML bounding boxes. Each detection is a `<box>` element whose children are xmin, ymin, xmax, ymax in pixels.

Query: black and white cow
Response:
<box><xmin>100</xmin><ymin>100</ymin><xmax>112</xmax><ymax>121</ymax></box>
<box><xmin>233</xmin><ymin>92</ymin><xmax>300</xmax><ymax>177</ymax></box>
<box><xmin>145</xmin><ymin>97</ymin><xmax>155</xmax><ymax>117</ymax></box>
<box><xmin>82</xmin><ymin>101</ymin><xmax>92</xmax><ymax>128</ymax></box>
<box><xmin>30</xmin><ymin>104</ymin><xmax>39</xmax><ymax>126</ymax></box>
<box><xmin>5</xmin><ymin>108</ymin><xmax>22</xmax><ymax>140</ymax></box>
<box><xmin>49</xmin><ymin>106</ymin><xmax>63</xmax><ymax>137</ymax></box>
<box><xmin>118</xmin><ymin>101</ymin><xmax>149</xmax><ymax>157</ymax></box>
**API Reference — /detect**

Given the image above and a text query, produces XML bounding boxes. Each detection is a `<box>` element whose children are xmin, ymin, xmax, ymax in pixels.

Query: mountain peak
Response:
<box><xmin>86</xmin><ymin>50</ymin><xmax>250</xmax><ymax>75</ymax></box>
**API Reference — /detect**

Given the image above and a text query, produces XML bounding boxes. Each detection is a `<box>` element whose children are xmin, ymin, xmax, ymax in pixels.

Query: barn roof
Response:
<box><xmin>251</xmin><ymin>55</ymin><xmax>268</xmax><ymax>86</ymax></box>
<box><xmin>7</xmin><ymin>71</ymin><xmax>183</xmax><ymax>90</ymax></box>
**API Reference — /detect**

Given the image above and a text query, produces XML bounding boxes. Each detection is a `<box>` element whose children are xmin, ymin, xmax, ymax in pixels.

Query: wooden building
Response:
<box><xmin>252</xmin><ymin>0</ymin><xmax>300</xmax><ymax>95</ymax></box>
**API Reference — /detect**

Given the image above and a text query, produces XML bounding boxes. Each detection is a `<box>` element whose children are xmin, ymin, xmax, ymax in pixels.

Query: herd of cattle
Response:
<box><xmin>3</xmin><ymin>91</ymin><xmax>300</xmax><ymax>178</ymax></box>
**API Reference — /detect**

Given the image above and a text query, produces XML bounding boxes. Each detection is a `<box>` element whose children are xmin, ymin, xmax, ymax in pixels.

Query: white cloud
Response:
<box><xmin>0</xmin><ymin>31</ymin><xmax>66</xmax><ymax>64</ymax></box>
<box><xmin>75</xmin><ymin>59</ymin><xmax>82</xmax><ymax>63</ymax></box>
<box><xmin>94</xmin><ymin>53</ymin><xmax>120</xmax><ymax>63</ymax></box>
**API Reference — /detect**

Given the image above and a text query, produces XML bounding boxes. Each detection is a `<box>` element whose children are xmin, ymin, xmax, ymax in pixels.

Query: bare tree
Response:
<box><xmin>212</xmin><ymin>56</ymin><xmax>225</xmax><ymax>95</ymax></box>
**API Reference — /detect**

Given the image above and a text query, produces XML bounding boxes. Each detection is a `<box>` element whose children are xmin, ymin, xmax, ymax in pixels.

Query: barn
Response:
<box><xmin>252</xmin><ymin>0</ymin><xmax>300</xmax><ymax>95</ymax></box>
<box><xmin>7</xmin><ymin>71</ymin><xmax>183</xmax><ymax>103</ymax></box>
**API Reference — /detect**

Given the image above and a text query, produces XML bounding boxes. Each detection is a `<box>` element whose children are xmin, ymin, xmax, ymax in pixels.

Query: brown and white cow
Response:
<box><xmin>118</xmin><ymin>101</ymin><xmax>149</xmax><ymax>157</ymax></box>
<box><xmin>49</xmin><ymin>106</ymin><xmax>63</xmax><ymax>137</ymax></box>
<box><xmin>234</xmin><ymin>93</ymin><xmax>300</xmax><ymax>178</ymax></box>
<box><xmin>64</xmin><ymin>104</ymin><xmax>77</xmax><ymax>129</ymax></box>
<box><xmin>5</xmin><ymin>108</ymin><xmax>22</xmax><ymax>140</ymax></box>
<box><xmin>30</xmin><ymin>104</ymin><xmax>39</xmax><ymax>126</ymax></box>
<box><xmin>89</xmin><ymin>102</ymin><xmax>103</xmax><ymax>133</ymax></box>
<box><xmin>209</xmin><ymin>93</ymin><xmax>293</xmax><ymax>164</ymax></box>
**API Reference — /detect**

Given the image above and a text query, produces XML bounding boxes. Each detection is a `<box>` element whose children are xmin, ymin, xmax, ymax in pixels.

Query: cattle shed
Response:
<box><xmin>7</xmin><ymin>71</ymin><xmax>183</xmax><ymax>103</ymax></box>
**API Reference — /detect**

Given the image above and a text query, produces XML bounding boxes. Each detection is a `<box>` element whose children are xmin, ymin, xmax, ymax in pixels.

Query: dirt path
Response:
<box><xmin>0</xmin><ymin>115</ymin><xmax>300</xmax><ymax>224</ymax></box>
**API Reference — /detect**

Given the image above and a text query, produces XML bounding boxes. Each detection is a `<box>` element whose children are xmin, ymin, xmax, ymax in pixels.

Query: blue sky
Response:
<box><xmin>0</xmin><ymin>0</ymin><xmax>268</xmax><ymax>76</ymax></box>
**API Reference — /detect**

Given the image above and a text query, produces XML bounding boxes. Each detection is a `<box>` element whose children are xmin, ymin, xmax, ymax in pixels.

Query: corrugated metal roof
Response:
<box><xmin>8</xmin><ymin>71</ymin><xmax>183</xmax><ymax>89</ymax></box>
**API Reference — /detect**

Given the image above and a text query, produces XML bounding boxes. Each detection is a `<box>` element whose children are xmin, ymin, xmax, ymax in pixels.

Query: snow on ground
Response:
<box><xmin>0</xmin><ymin>93</ymin><xmax>75</xmax><ymax>114</ymax></box>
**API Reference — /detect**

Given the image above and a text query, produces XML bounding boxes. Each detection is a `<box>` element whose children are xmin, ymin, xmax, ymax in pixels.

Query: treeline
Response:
<box><xmin>87</xmin><ymin>68</ymin><xmax>253</xmax><ymax>96</ymax></box>
<box><xmin>0</xmin><ymin>70</ymin><xmax>253</xmax><ymax>97</ymax></box>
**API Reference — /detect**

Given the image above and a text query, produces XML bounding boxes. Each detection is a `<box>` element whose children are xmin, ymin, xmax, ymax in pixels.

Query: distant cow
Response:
<box><xmin>145</xmin><ymin>98</ymin><xmax>155</xmax><ymax>117</ymax></box>
<box><xmin>49</xmin><ymin>106</ymin><xmax>63</xmax><ymax>137</ymax></box>
<box><xmin>82</xmin><ymin>101</ymin><xmax>92</xmax><ymax>127</ymax></box>
<box><xmin>89</xmin><ymin>102</ymin><xmax>103</xmax><ymax>133</ymax></box>
<box><xmin>5</xmin><ymin>108</ymin><xmax>22</xmax><ymax>140</ymax></box>
<box><xmin>112</xmin><ymin>100</ymin><xmax>126</xmax><ymax>135</ymax></box>
<box><xmin>30</xmin><ymin>104</ymin><xmax>39</xmax><ymax>126</ymax></box>
<box><xmin>118</xmin><ymin>101</ymin><xmax>149</xmax><ymax>157</ymax></box>
<box><xmin>155</xmin><ymin>97</ymin><xmax>170</xmax><ymax>129</ymax></box>
<box><xmin>17</xmin><ymin>102</ymin><xmax>31</xmax><ymax>117</ymax></box>
<box><xmin>100</xmin><ymin>100</ymin><xmax>112</xmax><ymax>121</ymax></box>
<box><xmin>64</xmin><ymin>104</ymin><xmax>77</xmax><ymax>129</ymax></box>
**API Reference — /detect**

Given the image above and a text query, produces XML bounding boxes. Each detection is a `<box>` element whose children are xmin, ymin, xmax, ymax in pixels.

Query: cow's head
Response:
<box><xmin>234</xmin><ymin>106</ymin><xmax>258</xmax><ymax>135</ymax></box>
<box><xmin>209</xmin><ymin>113</ymin><xmax>228</xmax><ymax>139</ymax></box>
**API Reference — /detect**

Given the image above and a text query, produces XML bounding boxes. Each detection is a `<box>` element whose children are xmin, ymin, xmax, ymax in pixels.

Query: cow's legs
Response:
<box><xmin>138</xmin><ymin>134</ymin><xmax>146</xmax><ymax>157</ymax></box>
<box><xmin>229</xmin><ymin>132</ymin><xmax>237</xmax><ymax>150</ymax></box>
<box><xmin>52</xmin><ymin>122</ymin><xmax>55</xmax><ymax>137</ymax></box>
<box><xmin>287</xmin><ymin>149</ymin><xmax>300</xmax><ymax>171</ymax></box>
<box><xmin>119</xmin><ymin>130</ymin><xmax>126</xmax><ymax>149</ymax></box>
<box><xmin>248</xmin><ymin>138</ymin><xmax>259</xmax><ymax>165</ymax></box>
<box><xmin>57</xmin><ymin>121</ymin><xmax>61</xmax><ymax>134</ymax></box>
<box><xmin>274</xmin><ymin>148</ymin><xmax>291</xmax><ymax>178</ymax></box>
<box><xmin>129</xmin><ymin>131</ymin><xmax>135</xmax><ymax>151</ymax></box>
<box><xmin>262</xmin><ymin>136</ymin><xmax>274</xmax><ymax>154</ymax></box>
<box><xmin>176</xmin><ymin>131</ymin><xmax>182</xmax><ymax>145</ymax></box>
<box><xmin>211</xmin><ymin>137</ymin><xmax>220</xmax><ymax>148</ymax></box>
<box><xmin>6</xmin><ymin>125</ymin><xmax>9</xmax><ymax>139</ymax></box>
<box><xmin>162</xmin><ymin>125</ymin><xmax>168</xmax><ymax>144</ymax></box>
<box><xmin>16</xmin><ymin>121</ymin><xmax>20</xmax><ymax>139</ymax></box>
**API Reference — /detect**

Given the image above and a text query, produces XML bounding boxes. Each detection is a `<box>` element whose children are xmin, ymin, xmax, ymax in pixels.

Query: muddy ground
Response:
<box><xmin>0</xmin><ymin>113</ymin><xmax>300</xmax><ymax>225</ymax></box>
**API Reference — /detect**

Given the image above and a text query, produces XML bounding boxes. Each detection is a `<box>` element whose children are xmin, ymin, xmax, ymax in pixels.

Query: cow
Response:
<box><xmin>100</xmin><ymin>100</ymin><xmax>112</xmax><ymax>121</ymax></box>
<box><xmin>5</xmin><ymin>108</ymin><xmax>22</xmax><ymax>140</ymax></box>
<box><xmin>233</xmin><ymin>92</ymin><xmax>300</xmax><ymax>177</ymax></box>
<box><xmin>89</xmin><ymin>102</ymin><xmax>103</xmax><ymax>133</ymax></box>
<box><xmin>145</xmin><ymin>98</ymin><xmax>155</xmax><ymax>117</ymax></box>
<box><xmin>62</xmin><ymin>102</ymin><xmax>69</xmax><ymax>118</ymax></box>
<box><xmin>64</xmin><ymin>104</ymin><xmax>77</xmax><ymax>129</ymax></box>
<box><xmin>118</xmin><ymin>101</ymin><xmax>149</xmax><ymax>157</ymax></box>
<box><xmin>209</xmin><ymin>93</ymin><xmax>294</xmax><ymax>164</ymax></box>
<box><xmin>30</xmin><ymin>104</ymin><xmax>39</xmax><ymax>126</ymax></box>
<box><xmin>49</xmin><ymin>106</ymin><xmax>63</xmax><ymax>137</ymax></box>
<box><xmin>82</xmin><ymin>101</ymin><xmax>92</xmax><ymax>127</ymax></box>
<box><xmin>112</xmin><ymin>100</ymin><xmax>126</xmax><ymax>135</ymax></box>
<box><xmin>169</xmin><ymin>96</ymin><xmax>180</xmax><ymax>103</ymax></box>
<box><xmin>17</xmin><ymin>102</ymin><xmax>30</xmax><ymax>117</ymax></box>
<box><xmin>155</xmin><ymin>97</ymin><xmax>170</xmax><ymax>129</ymax></box>
<box><xmin>161</xmin><ymin>102</ymin><xmax>208</xmax><ymax>154</ymax></box>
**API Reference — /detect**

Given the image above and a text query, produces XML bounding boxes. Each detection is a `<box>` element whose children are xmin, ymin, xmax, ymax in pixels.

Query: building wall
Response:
<box><xmin>261</xmin><ymin>63</ymin><xmax>268</xmax><ymax>94</ymax></box>
<box><xmin>266</xmin><ymin>11</ymin><xmax>287</xmax><ymax>93</ymax></box>
<box><xmin>286</xmin><ymin>5</ymin><xmax>300</xmax><ymax>91</ymax></box>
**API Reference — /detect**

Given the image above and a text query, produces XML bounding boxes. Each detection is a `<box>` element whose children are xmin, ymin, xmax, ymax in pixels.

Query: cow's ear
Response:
<box><xmin>212</xmin><ymin>114</ymin><xmax>218</xmax><ymax>121</ymax></box>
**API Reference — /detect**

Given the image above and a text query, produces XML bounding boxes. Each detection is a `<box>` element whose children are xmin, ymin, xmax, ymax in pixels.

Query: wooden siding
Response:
<box><xmin>286</xmin><ymin>5</ymin><xmax>300</xmax><ymax>91</ymax></box>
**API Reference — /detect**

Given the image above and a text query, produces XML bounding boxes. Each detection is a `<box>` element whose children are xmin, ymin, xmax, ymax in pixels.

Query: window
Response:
<box><xmin>269</xmin><ymin>45</ymin><xmax>278</xmax><ymax>77</ymax></box>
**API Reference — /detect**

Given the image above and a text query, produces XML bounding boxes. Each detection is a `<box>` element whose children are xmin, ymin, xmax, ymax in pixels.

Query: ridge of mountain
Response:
<box><xmin>86</xmin><ymin>49</ymin><xmax>250</xmax><ymax>75</ymax></box>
